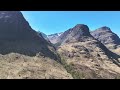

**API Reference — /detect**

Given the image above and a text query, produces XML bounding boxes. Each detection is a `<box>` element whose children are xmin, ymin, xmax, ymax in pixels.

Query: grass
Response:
<box><xmin>115</xmin><ymin>75</ymin><xmax>120</xmax><ymax>79</ymax></box>
<box><xmin>59</xmin><ymin>54</ymin><xmax>85</xmax><ymax>79</ymax></box>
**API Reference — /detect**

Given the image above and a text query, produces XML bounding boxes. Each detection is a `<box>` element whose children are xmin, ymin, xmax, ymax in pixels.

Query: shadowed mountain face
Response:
<box><xmin>57</xmin><ymin>24</ymin><xmax>120</xmax><ymax>79</ymax></box>
<box><xmin>0</xmin><ymin>11</ymin><xmax>35</xmax><ymax>40</ymax></box>
<box><xmin>57</xmin><ymin>24</ymin><xmax>92</xmax><ymax>45</ymax></box>
<box><xmin>91</xmin><ymin>26</ymin><xmax>120</xmax><ymax>56</ymax></box>
<box><xmin>0</xmin><ymin>11</ymin><xmax>58</xmax><ymax>60</ymax></box>
<box><xmin>91</xmin><ymin>26</ymin><xmax>120</xmax><ymax>49</ymax></box>
<box><xmin>47</xmin><ymin>24</ymin><xmax>91</xmax><ymax>45</ymax></box>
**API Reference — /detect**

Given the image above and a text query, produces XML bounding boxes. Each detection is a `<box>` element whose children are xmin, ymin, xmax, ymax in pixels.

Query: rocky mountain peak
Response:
<box><xmin>99</xmin><ymin>26</ymin><xmax>111</xmax><ymax>31</ymax></box>
<box><xmin>72</xmin><ymin>24</ymin><xmax>90</xmax><ymax>36</ymax></box>
<box><xmin>0</xmin><ymin>11</ymin><xmax>36</xmax><ymax>40</ymax></box>
<box><xmin>56</xmin><ymin>24</ymin><xmax>92</xmax><ymax>45</ymax></box>
<box><xmin>91</xmin><ymin>26</ymin><xmax>120</xmax><ymax>49</ymax></box>
<box><xmin>0</xmin><ymin>11</ymin><xmax>25</xmax><ymax>23</ymax></box>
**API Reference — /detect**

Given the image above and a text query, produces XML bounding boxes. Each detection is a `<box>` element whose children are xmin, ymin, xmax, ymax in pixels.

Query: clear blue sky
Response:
<box><xmin>21</xmin><ymin>11</ymin><xmax>120</xmax><ymax>37</ymax></box>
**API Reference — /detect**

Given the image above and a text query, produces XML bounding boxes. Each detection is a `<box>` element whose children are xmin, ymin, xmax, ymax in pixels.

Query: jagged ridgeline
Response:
<box><xmin>57</xmin><ymin>24</ymin><xmax>120</xmax><ymax>60</ymax></box>
<box><xmin>0</xmin><ymin>11</ymin><xmax>58</xmax><ymax>60</ymax></box>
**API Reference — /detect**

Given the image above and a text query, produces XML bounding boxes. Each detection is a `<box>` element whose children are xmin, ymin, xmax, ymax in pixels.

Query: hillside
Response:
<box><xmin>0</xmin><ymin>11</ymin><xmax>72</xmax><ymax>79</ymax></box>
<box><xmin>57</xmin><ymin>24</ymin><xmax>120</xmax><ymax>79</ymax></box>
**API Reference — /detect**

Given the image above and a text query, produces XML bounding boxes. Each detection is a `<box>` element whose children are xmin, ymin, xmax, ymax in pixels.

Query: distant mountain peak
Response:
<box><xmin>91</xmin><ymin>26</ymin><xmax>120</xmax><ymax>49</ymax></box>
<box><xmin>75</xmin><ymin>24</ymin><xmax>85</xmax><ymax>26</ymax></box>
<box><xmin>96</xmin><ymin>26</ymin><xmax>111</xmax><ymax>32</ymax></box>
<box><xmin>47</xmin><ymin>32</ymin><xmax>63</xmax><ymax>44</ymax></box>
<box><xmin>100</xmin><ymin>26</ymin><xmax>110</xmax><ymax>29</ymax></box>
<box><xmin>55</xmin><ymin>24</ymin><xmax>92</xmax><ymax>45</ymax></box>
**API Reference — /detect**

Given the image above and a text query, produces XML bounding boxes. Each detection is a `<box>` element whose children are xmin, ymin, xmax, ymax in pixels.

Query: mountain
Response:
<box><xmin>57</xmin><ymin>24</ymin><xmax>91</xmax><ymax>45</ymax></box>
<box><xmin>0</xmin><ymin>11</ymin><xmax>72</xmax><ymax>79</ymax></box>
<box><xmin>37</xmin><ymin>31</ymin><xmax>50</xmax><ymax>42</ymax></box>
<box><xmin>57</xmin><ymin>24</ymin><xmax>120</xmax><ymax>79</ymax></box>
<box><xmin>91</xmin><ymin>26</ymin><xmax>120</xmax><ymax>55</ymax></box>
<box><xmin>0</xmin><ymin>11</ymin><xmax>59</xmax><ymax>60</ymax></box>
<box><xmin>1</xmin><ymin>11</ymin><xmax>120</xmax><ymax>79</ymax></box>
<box><xmin>48</xmin><ymin>32</ymin><xmax>63</xmax><ymax>44</ymax></box>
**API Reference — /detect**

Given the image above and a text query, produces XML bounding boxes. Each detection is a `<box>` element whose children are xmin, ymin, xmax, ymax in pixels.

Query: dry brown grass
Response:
<box><xmin>0</xmin><ymin>53</ymin><xmax>72</xmax><ymax>79</ymax></box>
<box><xmin>58</xmin><ymin>41</ymin><xmax>120</xmax><ymax>79</ymax></box>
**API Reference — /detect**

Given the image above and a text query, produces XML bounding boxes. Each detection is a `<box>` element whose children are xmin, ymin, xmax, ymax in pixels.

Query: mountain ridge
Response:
<box><xmin>91</xmin><ymin>26</ymin><xmax>120</xmax><ymax>55</ymax></box>
<box><xmin>0</xmin><ymin>11</ymin><xmax>59</xmax><ymax>60</ymax></box>
<box><xmin>57</xmin><ymin>24</ymin><xmax>120</xmax><ymax>79</ymax></box>
<box><xmin>0</xmin><ymin>11</ymin><xmax>120</xmax><ymax>79</ymax></box>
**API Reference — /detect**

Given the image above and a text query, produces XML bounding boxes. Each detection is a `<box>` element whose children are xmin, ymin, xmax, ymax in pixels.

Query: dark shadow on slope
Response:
<box><xmin>88</xmin><ymin>35</ymin><xmax>120</xmax><ymax>66</ymax></box>
<box><xmin>0</xmin><ymin>39</ymin><xmax>59</xmax><ymax>60</ymax></box>
<box><xmin>0</xmin><ymin>25</ymin><xmax>59</xmax><ymax>60</ymax></box>
<box><xmin>97</xmin><ymin>39</ymin><xmax>120</xmax><ymax>67</ymax></box>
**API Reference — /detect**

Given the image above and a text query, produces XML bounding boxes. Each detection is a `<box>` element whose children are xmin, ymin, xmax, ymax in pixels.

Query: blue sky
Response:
<box><xmin>21</xmin><ymin>11</ymin><xmax>120</xmax><ymax>37</ymax></box>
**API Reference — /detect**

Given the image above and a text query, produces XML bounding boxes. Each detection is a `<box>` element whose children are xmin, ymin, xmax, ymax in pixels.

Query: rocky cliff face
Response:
<box><xmin>91</xmin><ymin>26</ymin><xmax>120</xmax><ymax>49</ymax></box>
<box><xmin>0</xmin><ymin>11</ymin><xmax>58</xmax><ymax>60</ymax></box>
<box><xmin>0</xmin><ymin>11</ymin><xmax>36</xmax><ymax>40</ymax></box>
<box><xmin>57</xmin><ymin>24</ymin><xmax>92</xmax><ymax>45</ymax></box>
<box><xmin>91</xmin><ymin>26</ymin><xmax>120</xmax><ymax>55</ymax></box>
<box><xmin>57</xmin><ymin>24</ymin><xmax>120</xmax><ymax>79</ymax></box>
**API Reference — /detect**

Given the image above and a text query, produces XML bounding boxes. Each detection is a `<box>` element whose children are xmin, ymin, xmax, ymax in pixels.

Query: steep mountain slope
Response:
<box><xmin>57</xmin><ymin>24</ymin><xmax>120</xmax><ymax>79</ymax></box>
<box><xmin>0</xmin><ymin>11</ymin><xmax>58</xmax><ymax>60</ymax></box>
<box><xmin>0</xmin><ymin>11</ymin><xmax>72</xmax><ymax>79</ymax></box>
<box><xmin>57</xmin><ymin>24</ymin><xmax>92</xmax><ymax>45</ymax></box>
<box><xmin>91</xmin><ymin>26</ymin><xmax>120</xmax><ymax>55</ymax></box>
